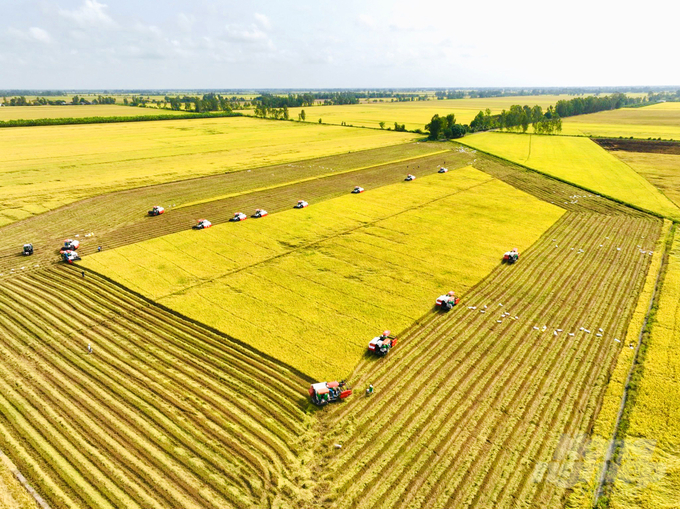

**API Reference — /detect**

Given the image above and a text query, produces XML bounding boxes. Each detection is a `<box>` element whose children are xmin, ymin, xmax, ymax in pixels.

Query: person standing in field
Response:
<box><xmin>87</xmin><ymin>344</ymin><xmax>92</xmax><ymax>354</ymax></box>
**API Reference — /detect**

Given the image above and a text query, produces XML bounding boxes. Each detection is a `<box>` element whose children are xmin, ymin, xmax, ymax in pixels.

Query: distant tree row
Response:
<box><xmin>0</xmin><ymin>111</ymin><xmax>241</xmax><ymax>128</ymax></box>
<box><xmin>425</xmin><ymin>114</ymin><xmax>467</xmax><ymax>140</ymax></box>
<box><xmin>553</xmin><ymin>93</ymin><xmax>642</xmax><ymax>117</ymax></box>
<box><xmin>1</xmin><ymin>95</ymin><xmax>116</xmax><ymax>106</ymax></box>
<box><xmin>469</xmin><ymin>105</ymin><xmax>562</xmax><ymax>134</ymax></box>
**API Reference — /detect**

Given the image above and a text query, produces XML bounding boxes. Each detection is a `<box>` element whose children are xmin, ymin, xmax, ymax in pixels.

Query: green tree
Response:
<box><xmin>425</xmin><ymin>114</ymin><xmax>444</xmax><ymax>140</ymax></box>
<box><xmin>299</xmin><ymin>109</ymin><xmax>306</xmax><ymax>121</ymax></box>
<box><xmin>379</xmin><ymin>121</ymin><xmax>385</xmax><ymax>129</ymax></box>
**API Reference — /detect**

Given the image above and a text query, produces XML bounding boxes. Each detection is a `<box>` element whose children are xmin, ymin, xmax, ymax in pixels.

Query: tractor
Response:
<box><xmin>352</xmin><ymin>186</ymin><xmax>365</xmax><ymax>194</ymax></box>
<box><xmin>23</xmin><ymin>244</ymin><xmax>33</xmax><ymax>256</ymax></box>
<box><xmin>438</xmin><ymin>167</ymin><xmax>448</xmax><ymax>173</ymax></box>
<box><xmin>192</xmin><ymin>219</ymin><xmax>212</xmax><ymax>230</ymax></box>
<box><xmin>294</xmin><ymin>200</ymin><xmax>309</xmax><ymax>209</ymax></box>
<box><xmin>503</xmin><ymin>248</ymin><xmax>519</xmax><ymax>264</ymax></box>
<box><xmin>405</xmin><ymin>174</ymin><xmax>416</xmax><ymax>181</ymax></box>
<box><xmin>252</xmin><ymin>209</ymin><xmax>268</xmax><ymax>218</ymax></box>
<box><xmin>60</xmin><ymin>239</ymin><xmax>80</xmax><ymax>254</ymax></box>
<box><xmin>309</xmin><ymin>380</ymin><xmax>352</xmax><ymax>406</ymax></box>
<box><xmin>436</xmin><ymin>291</ymin><xmax>459</xmax><ymax>311</ymax></box>
<box><xmin>229</xmin><ymin>212</ymin><xmax>248</xmax><ymax>222</ymax></box>
<box><xmin>368</xmin><ymin>330</ymin><xmax>398</xmax><ymax>357</ymax></box>
<box><xmin>61</xmin><ymin>250</ymin><xmax>81</xmax><ymax>264</ymax></box>
<box><xmin>148</xmin><ymin>206</ymin><xmax>165</xmax><ymax>216</ymax></box>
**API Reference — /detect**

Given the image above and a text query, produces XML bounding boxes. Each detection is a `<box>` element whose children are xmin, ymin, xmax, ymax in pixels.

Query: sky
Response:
<box><xmin>0</xmin><ymin>0</ymin><xmax>678</xmax><ymax>89</ymax></box>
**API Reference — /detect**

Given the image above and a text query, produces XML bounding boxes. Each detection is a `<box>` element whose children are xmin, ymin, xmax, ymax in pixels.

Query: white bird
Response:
<box><xmin>568</xmin><ymin>333</ymin><xmax>575</xmax><ymax>336</ymax></box>
<box><xmin>584</xmin><ymin>329</ymin><xmax>591</xmax><ymax>333</ymax></box>
<box><xmin>598</xmin><ymin>328</ymin><xmax>603</xmax><ymax>332</ymax></box>
<box><xmin>533</xmin><ymin>326</ymin><xmax>539</xmax><ymax>330</ymax></box>
<box><xmin>614</xmin><ymin>338</ymin><xmax>621</xmax><ymax>342</ymax></box>
<box><xmin>596</xmin><ymin>333</ymin><xmax>603</xmax><ymax>337</ymax></box>
<box><xmin>557</xmin><ymin>329</ymin><xmax>563</xmax><ymax>332</ymax></box>
<box><xmin>554</xmin><ymin>331</ymin><xmax>558</xmax><ymax>336</ymax></box>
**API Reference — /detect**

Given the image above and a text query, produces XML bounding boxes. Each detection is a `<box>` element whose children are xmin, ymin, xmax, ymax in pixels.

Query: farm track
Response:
<box><xmin>0</xmin><ymin>265</ymin><xmax>310</xmax><ymax>509</ymax></box>
<box><xmin>316</xmin><ymin>198</ymin><xmax>660</xmax><ymax>508</ymax></box>
<box><xmin>0</xmin><ymin>143</ymin><xmax>465</xmax><ymax>274</ymax></box>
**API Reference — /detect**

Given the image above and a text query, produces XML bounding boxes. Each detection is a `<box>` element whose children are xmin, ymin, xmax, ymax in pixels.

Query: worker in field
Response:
<box><xmin>87</xmin><ymin>344</ymin><xmax>92</xmax><ymax>354</ymax></box>
<box><xmin>81</xmin><ymin>271</ymin><xmax>85</xmax><ymax>278</ymax></box>
<box><xmin>366</xmin><ymin>384</ymin><xmax>374</xmax><ymax>396</ymax></box>
<box><xmin>98</xmin><ymin>246</ymin><xmax>102</xmax><ymax>252</ymax></box>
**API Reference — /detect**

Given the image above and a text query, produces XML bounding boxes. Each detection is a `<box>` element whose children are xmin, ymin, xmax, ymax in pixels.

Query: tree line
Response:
<box><xmin>2</xmin><ymin>95</ymin><xmax>117</xmax><ymax>106</ymax></box>
<box><xmin>553</xmin><ymin>93</ymin><xmax>642</xmax><ymax>117</ymax></box>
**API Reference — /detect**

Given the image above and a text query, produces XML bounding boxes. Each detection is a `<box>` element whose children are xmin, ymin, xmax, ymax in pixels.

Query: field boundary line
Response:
<box><xmin>0</xmin><ymin>449</ymin><xmax>52</xmax><ymax>509</ymax></box>
<box><xmin>593</xmin><ymin>222</ymin><xmax>675</xmax><ymax>506</ymax></box>
<box><xmin>174</xmin><ymin>150</ymin><xmax>452</xmax><ymax>210</ymax></box>
<box><xmin>457</xmin><ymin>141</ymin><xmax>669</xmax><ymax>220</ymax></box>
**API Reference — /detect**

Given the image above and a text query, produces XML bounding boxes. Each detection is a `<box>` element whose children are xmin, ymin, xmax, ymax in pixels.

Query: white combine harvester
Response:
<box><xmin>352</xmin><ymin>186</ymin><xmax>365</xmax><ymax>194</ymax></box>
<box><xmin>61</xmin><ymin>250</ymin><xmax>81</xmax><ymax>264</ymax></box>
<box><xmin>229</xmin><ymin>212</ymin><xmax>248</xmax><ymax>222</ymax></box>
<box><xmin>405</xmin><ymin>174</ymin><xmax>416</xmax><ymax>181</ymax></box>
<box><xmin>503</xmin><ymin>248</ymin><xmax>519</xmax><ymax>264</ymax></box>
<box><xmin>435</xmin><ymin>291</ymin><xmax>459</xmax><ymax>311</ymax></box>
<box><xmin>60</xmin><ymin>239</ymin><xmax>80</xmax><ymax>254</ymax></box>
<box><xmin>309</xmin><ymin>380</ymin><xmax>352</xmax><ymax>406</ymax></box>
<box><xmin>368</xmin><ymin>330</ymin><xmax>398</xmax><ymax>357</ymax></box>
<box><xmin>294</xmin><ymin>200</ymin><xmax>309</xmax><ymax>208</ymax></box>
<box><xmin>192</xmin><ymin>219</ymin><xmax>212</xmax><ymax>230</ymax></box>
<box><xmin>252</xmin><ymin>209</ymin><xmax>268</xmax><ymax>218</ymax></box>
<box><xmin>148</xmin><ymin>205</ymin><xmax>165</xmax><ymax>216</ymax></box>
<box><xmin>438</xmin><ymin>167</ymin><xmax>448</xmax><ymax>173</ymax></box>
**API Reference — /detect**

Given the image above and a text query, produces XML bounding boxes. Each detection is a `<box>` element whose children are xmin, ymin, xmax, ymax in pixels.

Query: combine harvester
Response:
<box><xmin>438</xmin><ymin>167</ymin><xmax>448</xmax><ymax>173</ymax></box>
<box><xmin>229</xmin><ymin>212</ymin><xmax>248</xmax><ymax>222</ymax></box>
<box><xmin>252</xmin><ymin>209</ymin><xmax>268</xmax><ymax>218</ymax></box>
<box><xmin>59</xmin><ymin>239</ymin><xmax>80</xmax><ymax>254</ymax></box>
<box><xmin>405</xmin><ymin>174</ymin><xmax>416</xmax><ymax>181</ymax></box>
<box><xmin>368</xmin><ymin>330</ymin><xmax>398</xmax><ymax>357</ymax></box>
<box><xmin>148</xmin><ymin>205</ymin><xmax>165</xmax><ymax>216</ymax></box>
<box><xmin>352</xmin><ymin>186</ymin><xmax>365</xmax><ymax>194</ymax></box>
<box><xmin>192</xmin><ymin>219</ymin><xmax>212</xmax><ymax>230</ymax></box>
<box><xmin>503</xmin><ymin>248</ymin><xmax>519</xmax><ymax>264</ymax></box>
<box><xmin>309</xmin><ymin>381</ymin><xmax>352</xmax><ymax>406</ymax></box>
<box><xmin>23</xmin><ymin>243</ymin><xmax>33</xmax><ymax>256</ymax></box>
<box><xmin>61</xmin><ymin>250</ymin><xmax>81</xmax><ymax>264</ymax></box>
<box><xmin>435</xmin><ymin>291</ymin><xmax>459</xmax><ymax>311</ymax></box>
<box><xmin>294</xmin><ymin>200</ymin><xmax>309</xmax><ymax>209</ymax></box>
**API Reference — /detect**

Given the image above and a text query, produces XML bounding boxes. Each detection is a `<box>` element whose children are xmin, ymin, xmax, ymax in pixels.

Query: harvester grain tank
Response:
<box><xmin>503</xmin><ymin>248</ymin><xmax>519</xmax><ymax>264</ymax></box>
<box><xmin>148</xmin><ymin>206</ymin><xmax>165</xmax><ymax>216</ymax></box>
<box><xmin>368</xmin><ymin>330</ymin><xmax>398</xmax><ymax>356</ymax></box>
<box><xmin>192</xmin><ymin>219</ymin><xmax>212</xmax><ymax>230</ymax></box>
<box><xmin>309</xmin><ymin>380</ymin><xmax>352</xmax><ymax>406</ymax></box>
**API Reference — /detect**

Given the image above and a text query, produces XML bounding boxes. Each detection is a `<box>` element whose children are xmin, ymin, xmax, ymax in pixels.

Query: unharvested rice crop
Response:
<box><xmin>0</xmin><ymin>266</ymin><xmax>311</xmax><ymax>509</ymax></box>
<box><xmin>605</xmin><ymin>229</ymin><xmax>680</xmax><ymax>508</ymax></box>
<box><xmin>83</xmin><ymin>168</ymin><xmax>564</xmax><ymax>380</ymax></box>
<box><xmin>313</xmin><ymin>208</ymin><xmax>661</xmax><ymax>509</ymax></box>
<box><xmin>458</xmin><ymin>133</ymin><xmax>680</xmax><ymax>220</ymax></box>
<box><xmin>561</xmin><ymin>102</ymin><xmax>680</xmax><ymax>140</ymax></box>
<box><xmin>608</xmin><ymin>151</ymin><xmax>680</xmax><ymax>209</ymax></box>
<box><xmin>284</xmin><ymin>95</ymin><xmax>574</xmax><ymax>130</ymax></box>
<box><xmin>0</xmin><ymin>105</ymin><xmax>188</xmax><ymax>121</ymax></box>
<box><xmin>0</xmin><ymin>116</ymin><xmax>414</xmax><ymax>226</ymax></box>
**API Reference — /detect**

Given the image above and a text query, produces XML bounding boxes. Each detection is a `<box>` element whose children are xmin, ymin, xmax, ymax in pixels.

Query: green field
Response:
<box><xmin>561</xmin><ymin>102</ymin><xmax>680</xmax><ymax>140</ymax></box>
<box><xmin>0</xmin><ymin>105</ymin><xmax>189</xmax><ymax>121</ymax></box>
<box><xmin>458</xmin><ymin>132</ymin><xmax>680</xmax><ymax>219</ymax></box>
<box><xmin>0</xmin><ymin>116</ymin><xmax>414</xmax><ymax>227</ymax></box>
<box><xmin>82</xmin><ymin>167</ymin><xmax>564</xmax><ymax>380</ymax></box>
<box><xmin>280</xmin><ymin>95</ymin><xmax>577</xmax><ymax>131</ymax></box>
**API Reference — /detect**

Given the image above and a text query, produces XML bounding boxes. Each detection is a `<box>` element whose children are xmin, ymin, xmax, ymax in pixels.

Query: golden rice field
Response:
<box><xmin>283</xmin><ymin>95</ymin><xmax>576</xmax><ymax>130</ymax></box>
<box><xmin>0</xmin><ymin>105</ymin><xmax>188</xmax><ymax>121</ymax></box>
<box><xmin>457</xmin><ymin>132</ymin><xmax>680</xmax><ymax>220</ymax></box>
<box><xmin>0</xmin><ymin>116</ymin><xmax>414</xmax><ymax>227</ymax></box>
<box><xmin>0</xmin><ymin>452</ymin><xmax>39</xmax><ymax>509</ymax></box>
<box><xmin>82</xmin><ymin>168</ymin><xmax>564</xmax><ymax>380</ymax></box>
<box><xmin>609</xmin><ymin>151</ymin><xmax>680</xmax><ymax>209</ymax></box>
<box><xmin>560</xmin><ymin>102</ymin><xmax>680</xmax><ymax>140</ymax></box>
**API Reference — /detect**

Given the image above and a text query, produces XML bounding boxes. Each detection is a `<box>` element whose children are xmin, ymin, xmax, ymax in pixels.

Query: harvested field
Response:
<box><xmin>313</xmin><ymin>208</ymin><xmax>661</xmax><ymax>509</ymax></box>
<box><xmin>594</xmin><ymin>138</ymin><xmax>680</xmax><ymax>155</ymax></box>
<box><xmin>0</xmin><ymin>265</ymin><xmax>311</xmax><ymax>509</ymax></box>
<box><xmin>0</xmin><ymin>115</ymin><xmax>414</xmax><ymax>226</ymax></box>
<box><xmin>0</xmin><ymin>143</ymin><xmax>459</xmax><ymax>274</ymax></box>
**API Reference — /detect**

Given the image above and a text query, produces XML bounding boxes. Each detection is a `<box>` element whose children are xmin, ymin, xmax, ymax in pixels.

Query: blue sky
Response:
<box><xmin>1</xmin><ymin>0</ymin><xmax>678</xmax><ymax>89</ymax></box>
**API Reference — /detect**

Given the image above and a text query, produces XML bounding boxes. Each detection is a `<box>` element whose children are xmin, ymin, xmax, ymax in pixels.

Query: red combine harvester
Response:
<box><xmin>148</xmin><ymin>206</ymin><xmax>165</xmax><ymax>216</ymax></box>
<box><xmin>229</xmin><ymin>212</ymin><xmax>248</xmax><ymax>222</ymax></box>
<box><xmin>192</xmin><ymin>219</ymin><xmax>212</xmax><ymax>230</ymax></box>
<box><xmin>252</xmin><ymin>209</ymin><xmax>268</xmax><ymax>218</ymax></box>
<box><xmin>503</xmin><ymin>248</ymin><xmax>519</xmax><ymax>264</ymax></box>
<box><xmin>352</xmin><ymin>186</ymin><xmax>365</xmax><ymax>194</ymax></box>
<box><xmin>59</xmin><ymin>239</ymin><xmax>80</xmax><ymax>254</ymax></box>
<box><xmin>368</xmin><ymin>330</ymin><xmax>397</xmax><ymax>357</ymax></box>
<box><xmin>436</xmin><ymin>291</ymin><xmax>459</xmax><ymax>311</ymax></box>
<box><xmin>309</xmin><ymin>381</ymin><xmax>352</xmax><ymax>406</ymax></box>
<box><xmin>294</xmin><ymin>200</ymin><xmax>309</xmax><ymax>209</ymax></box>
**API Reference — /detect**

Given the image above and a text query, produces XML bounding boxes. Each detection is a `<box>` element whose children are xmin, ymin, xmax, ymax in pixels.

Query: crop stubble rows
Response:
<box><xmin>313</xmin><ymin>180</ymin><xmax>661</xmax><ymax>508</ymax></box>
<box><xmin>0</xmin><ymin>266</ymin><xmax>311</xmax><ymax>509</ymax></box>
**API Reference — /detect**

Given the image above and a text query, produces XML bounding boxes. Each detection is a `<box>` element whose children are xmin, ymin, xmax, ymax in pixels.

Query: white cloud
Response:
<box><xmin>254</xmin><ymin>13</ymin><xmax>271</xmax><ymax>30</ymax></box>
<box><xmin>224</xmin><ymin>24</ymin><xmax>270</xmax><ymax>45</ymax></box>
<box><xmin>6</xmin><ymin>26</ymin><xmax>52</xmax><ymax>44</ymax></box>
<box><xmin>59</xmin><ymin>0</ymin><xmax>116</xmax><ymax>28</ymax></box>
<box><xmin>28</xmin><ymin>27</ymin><xmax>51</xmax><ymax>43</ymax></box>
<box><xmin>358</xmin><ymin>14</ymin><xmax>375</xmax><ymax>28</ymax></box>
<box><xmin>177</xmin><ymin>13</ymin><xmax>195</xmax><ymax>33</ymax></box>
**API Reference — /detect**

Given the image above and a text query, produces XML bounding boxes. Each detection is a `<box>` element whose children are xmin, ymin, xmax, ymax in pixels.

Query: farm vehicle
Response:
<box><xmin>405</xmin><ymin>174</ymin><xmax>416</xmax><ymax>181</ymax></box>
<box><xmin>294</xmin><ymin>200</ymin><xmax>309</xmax><ymax>209</ymax></box>
<box><xmin>436</xmin><ymin>291</ymin><xmax>459</xmax><ymax>311</ymax></box>
<box><xmin>148</xmin><ymin>206</ymin><xmax>165</xmax><ymax>216</ymax></box>
<box><xmin>193</xmin><ymin>219</ymin><xmax>212</xmax><ymax>230</ymax></box>
<box><xmin>229</xmin><ymin>212</ymin><xmax>248</xmax><ymax>222</ymax></box>
<box><xmin>60</xmin><ymin>239</ymin><xmax>80</xmax><ymax>254</ymax></box>
<box><xmin>503</xmin><ymin>248</ymin><xmax>519</xmax><ymax>264</ymax></box>
<box><xmin>352</xmin><ymin>186</ymin><xmax>365</xmax><ymax>194</ymax></box>
<box><xmin>23</xmin><ymin>244</ymin><xmax>33</xmax><ymax>256</ymax></box>
<box><xmin>61</xmin><ymin>251</ymin><xmax>81</xmax><ymax>264</ymax></box>
<box><xmin>368</xmin><ymin>330</ymin><xmax>398</xmax><ymax>357</ymax></box>
<box><xmin>309</xmin><ymin>380</ymin><xmax>352</xmax><ymax>406</ymax></box>
<box><xmin>438</xmin><ymin>167</ymin><xmax>449</xmax><ymax>173</ymax></box>
<box><xmin>252</xmin><ymin>209</ymin><xmax>268</xmax><ymax>218</ymax></box>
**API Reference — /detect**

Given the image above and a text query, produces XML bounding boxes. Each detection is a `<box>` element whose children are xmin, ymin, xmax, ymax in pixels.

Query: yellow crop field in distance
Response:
<box><xmin>283</xmin><ymin>95</ymin><xmax>576</xmax><ymax>130</ymax></box>
<box><xmin>83</xmin><ymin>167</ymin><xmax>564</xmax><ymax>380</ymax></box>
<box><xmin>561</xmin><ymin>102</ymin><xmax>680</xmax><ymax>140</ymax></box>
<box><xmin>458</xmin><ymin>132</ymin><xmax>680</xmax><ymax>219</ymax></box>
<box><xmin>0</xmin><ymin>105</ymin><xmax>189</xmax><ymax>121</ymax></box>
<box><xmin>0</xmin><ymin>116</ymin><xmax>415</xmax><ymax>226</ymax></box>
